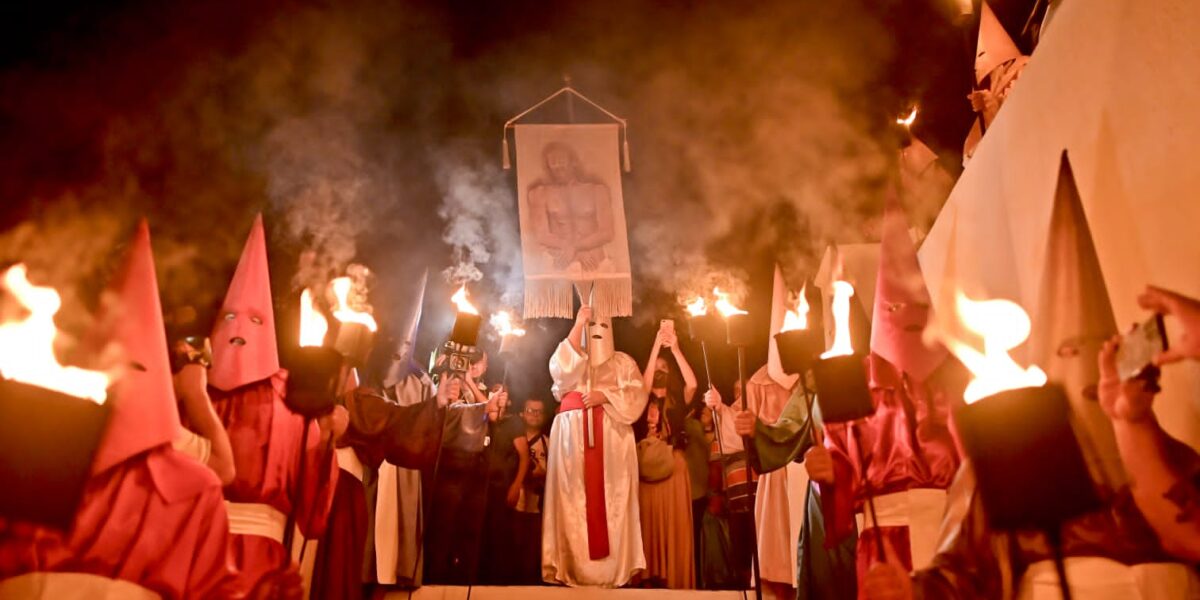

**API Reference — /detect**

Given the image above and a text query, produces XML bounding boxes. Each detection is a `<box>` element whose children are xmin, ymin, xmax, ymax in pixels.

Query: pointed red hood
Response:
<box><xmin>870</xmin><ymin>188</ymin><xmax>948</xmax><ymax>381</ymax></box>
<box><xmin>92</xmin><ymin>220</ymin><xmax>181</xmax><ymax>474</ymax></box>
<box><xmin>210</xmin><ymin>214</ymin><xmax>279</xmax><ymax>391</ymax></box>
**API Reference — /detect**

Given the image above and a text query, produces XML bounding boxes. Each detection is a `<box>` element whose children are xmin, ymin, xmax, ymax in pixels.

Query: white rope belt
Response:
<box><xmin>0</xmin><ymin>572</ymin><xmax>161</xmax><ymax>600</ymax></box>
<box><xmin>855</xmin><ymin>488</ymin><xmax>948</xmax><ymax>570</ymax></box>
<box><xmin>1021</xmin><ymin>557</ymin><xmax>1200</xmax><ymax>600</ymax></box>
<box><xmin>336</xmin><ymin>447</ymin><xmax>365</xmax><ymax>483</ymax></box>
<box><xmin>225</xmin><ymin>501</ymin><xmax>287</xmax><ymax>544</ymax></box>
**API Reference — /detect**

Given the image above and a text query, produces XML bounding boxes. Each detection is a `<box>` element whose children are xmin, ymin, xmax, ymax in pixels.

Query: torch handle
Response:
<box><xmin>850</xmin><ymin>422</ymin><xmax>887</xmax><ymax>564</ymax></box>
<box><xmin>586</xmin><ymin>365</ymin><xmax>595</xmax><ymax>448</ymax></box>
<box><xmin>699</xmin><ymin>341</ymin><xmax>714</xmax><ymax>391</ymax></box>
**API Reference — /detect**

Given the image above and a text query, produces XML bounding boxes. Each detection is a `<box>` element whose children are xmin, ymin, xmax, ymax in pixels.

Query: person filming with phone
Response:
<box><xmin>1099</xmin><ymin>285</ymin><xmax>1200</xmax><ymax>562</ymax></box>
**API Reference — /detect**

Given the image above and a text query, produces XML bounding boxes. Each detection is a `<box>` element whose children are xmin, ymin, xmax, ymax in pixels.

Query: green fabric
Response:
<box><xmin>751</xmin><ymin>384</ymin><xmax>819</xmax><ymax>474</ymax></box>
<box><xmin>699</xmin><ymin>510</ymin><xmax>742</xmax><ymax>589</ymax></box>
<box><xmin>684</xmin><ymin>417</ymin><xmax>711</xmax><ymax>500</ymax></box>
<box><xmin>797</xmin><ymin>480</ymin><xmax>858</xmax><ymax>599</ymax></box>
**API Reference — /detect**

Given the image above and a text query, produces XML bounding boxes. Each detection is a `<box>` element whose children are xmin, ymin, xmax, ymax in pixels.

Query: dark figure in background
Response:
<box><xmin>477</xmin><ymin>384</ymin><xmax>524</xmax><ymax>585</ymax></box>
<box><xmin>423</xmin><ymin>353</ymin><xmax>494</xmax><ymax>585</ymax></box>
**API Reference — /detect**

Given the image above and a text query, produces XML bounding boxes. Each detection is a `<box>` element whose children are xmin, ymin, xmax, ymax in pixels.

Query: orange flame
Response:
<box><xmin>896</xmin><ymin>107</ymin><xmax>918</xmax><ymax>128</ymax></box>
<box><xmin>490</xmin><ymin>310</ymin><xmax>526</xmax><ymax>338</ymax></box>
<box><xmin>713</xmin><ymin>287</ymin><xmax>747</xmax><ymax>318</ymax></box>
<box><xmin>451</xmin><ymin>284</ymin><xmax>479</xmax><ymax>315</ymax></box>
<box><xmin>330</xmin><ymin>277</ymin><xmax>378</xmax><ymax>332</ymax></box>
<box><xmin>780</xmin><ymin>284</ymin><xmax>810</xmax><ymax>333</ymax></box>
<box><xmin>298</xmin><ymin>289</ymin><xmax>328</xmax><ymax>347</ymax></box>
<box><xmin>0</xmin><ymin>265</ymin><xmax>110</xmax><ymax>403</ymax></box>
<box><xmin>944</xmin><ymin>292</ymin><xmax>1047</xmax><ymax>403</ymax></box>
<box><xmin>820</xmin><ymin>281</ymin><xmax>856</xmax><ymax>358</ymax></box>
<box><xmin>685</xmin><ymin>297</ymin><xmax>707</xmax><ymax>317</ymax></box>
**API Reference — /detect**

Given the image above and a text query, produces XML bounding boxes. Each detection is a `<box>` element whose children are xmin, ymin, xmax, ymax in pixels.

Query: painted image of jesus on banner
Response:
<box><xmin>528</xmin><ymin>141</ymin><xmax>616</xmax><ymax>274</ymax></box>
<box><xmin>515</xmin><ymin>124</ymin><xmax>633</xmax><ymax>318</ymax></box>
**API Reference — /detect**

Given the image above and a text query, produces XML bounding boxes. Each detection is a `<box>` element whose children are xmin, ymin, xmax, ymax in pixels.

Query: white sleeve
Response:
<box><xmin>600</xmin><ymin>354</ymin><xmax>649</xmax><ymax>426</ymax></box>
<box><xmin>549</xmin><ymin>339</ymin><xmax>588</xmax><ymax>401</ymax></box>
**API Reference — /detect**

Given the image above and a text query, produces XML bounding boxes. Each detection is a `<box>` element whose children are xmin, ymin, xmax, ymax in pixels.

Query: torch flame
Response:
<box><xmin>0</xmin><ymin>264</ymin><xmax>110</xmax><ymax>403</ymax></box>
<box><xmin>713</xmin><ymin>287</ymin><xmax>747</xmax><ymax>317</ymax></box>
<box><xmin>896</xmin><ymin>107</ymin><xmax>918</xmax><ymax>128</ymax></box>
<box><xmin>945</xmin><ymin>292</ymin><xmax>1047</xmax><ymax>403</ymax></box>
<box><xmin>451</xmin><ymin>284</ymin><xmax>479</xmax><ymax>315</ymax></box>
<box><xmin>298</xmin><ymin>289</ymin><xmax>328</xmax><ymax>347</ymax></box>
<box><xmin>685</xmin><ymin>297</ymin><xmax>707</xmax><ymax>316</ymax></box>
<box><xmin>780</xmin><ymin>284</ymin><xmax>810</xmax><ymax>333</ymax></box>
<box><xmin>490</xmin><ymin>310</ymin><xmax>526</xmax><ymax>338</ymax></box>
<box><xmin>820</xmin><ymin>281</ymin><xmax>856</xmax><ymax>358</ymax></box>
<box><xmin>330</xmin><ymin>277</ymin><xmax>378</xmax><ymax>332</ymax></box>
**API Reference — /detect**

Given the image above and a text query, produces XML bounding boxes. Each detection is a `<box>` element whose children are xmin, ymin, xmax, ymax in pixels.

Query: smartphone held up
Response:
<box><xmin>1116</xmin><ymin>314</ymin><xmax>1168</xmax><ymax>382</ymax></box>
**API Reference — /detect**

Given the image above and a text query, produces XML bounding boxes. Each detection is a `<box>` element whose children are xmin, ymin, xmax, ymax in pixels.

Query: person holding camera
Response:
<box><xmin>1098</xmin><ymin>286</ymin><xmax>1200</xmax><ymax>562</ymax></box>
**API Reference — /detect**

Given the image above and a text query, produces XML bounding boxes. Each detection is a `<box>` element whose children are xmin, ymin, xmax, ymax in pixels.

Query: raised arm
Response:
<box><xmin>670</xmin><ymin>335</ymin><xmax>698</xmax><ymax>404</ymax></box>
<box><xmin>642</xmin><ymin>329</ymin><xmax>665</xmax><ymax>391</ymax></box>
<box><xmin>1099</xmin><ymin>335</ymin><xmax>1200</xmax><ymax>560</ymax></box>
<box><xmin>174</xmin><ymin>363</ymin><xmax>236</xmax><ymax>485</ymax></box>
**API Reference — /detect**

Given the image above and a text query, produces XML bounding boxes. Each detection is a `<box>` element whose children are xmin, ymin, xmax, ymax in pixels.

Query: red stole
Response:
<box><xmin>559</xmin><ymin>391</ymin><xmax>609</xmax><ymax>559</ymax></box>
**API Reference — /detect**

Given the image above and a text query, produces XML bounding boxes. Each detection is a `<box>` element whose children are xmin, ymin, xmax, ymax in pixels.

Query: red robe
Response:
<box><xmin>0</xmin><ymin>447</ymin><xmax>234</xmax><ymax>598</ymax></box>
<box><xmin>309</xmin><ymin>387</ymin><xmax>444</xmax><ymax>600</ymax></box>
<box><xmin>210</xmin><ymin>371</ymin><xmax>339</xmax><ymax>596</ymax></box>
<box><xmin>820</xmin><ymin>354</ymin><xmax>965</xmax><ymax>584</ymax></box>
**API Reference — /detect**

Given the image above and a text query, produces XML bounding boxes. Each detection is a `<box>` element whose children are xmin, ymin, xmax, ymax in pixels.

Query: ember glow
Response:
<box><xmin>0</xmin><ymin>265</ymin><xmax>110</xmax><ymax>403</ymax></box>
<box><xmin>490</xmin><ymin>310</ymin><xmax>526</xmax><ymax>338</ymax></box>
<box><xmin>780</xmin><ymin>284</ymin><xmax>810</xmax><ymax>333</ymax></box>
<box><xmin>330</xmin><ymin>277</ymin><xmax>379</xmax><ymax>332</ymax></box>
<box><xmin>713</xmin><ymin>287</ymin><xmax>747</xmax><ymax>317</ymax></box>
<box><xmin>946</xmin><ymin>292</ymin><xmax>1047</xmax><ymax>404</ymax></box>
<box><xmin>685</xmin><ymin>297</ymin><xmax>708</xmax><ymax>317</ymax></box>
<box><xmin>896</xmin><ymin>107</ymin><xmax>918</xmax><ymax>128</ymax></box>
<box><xmin>820</xmin><ymin>280</ymin><xmax>856</xmax><ymax>358</ymax></box>
<box><xmin>298</xmin><ymin>288</ymin><xmax>328</xmax><ymax>347</ymax></box>
<box><xmin>451</xmin><ymin>284</ymin><xmax>479</xmax><ymax>315</ymax></box>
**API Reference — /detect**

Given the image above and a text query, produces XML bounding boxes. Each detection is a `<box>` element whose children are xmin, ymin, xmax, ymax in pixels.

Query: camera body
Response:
<box><xmin>170</xmin><ymin>336</ymin><xmax>212</xmax><ymax>373</ymax></box>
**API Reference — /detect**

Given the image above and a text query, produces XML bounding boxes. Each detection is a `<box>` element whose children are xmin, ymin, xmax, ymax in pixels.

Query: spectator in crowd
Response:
<box><xmin>511</xmin><ymin>397</ymin><xmax>551</xmax><ymax>584</ymax></box>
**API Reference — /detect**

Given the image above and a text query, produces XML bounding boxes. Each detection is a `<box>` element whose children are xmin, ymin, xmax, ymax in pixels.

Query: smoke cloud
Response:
<box><xmin>0</xmin><ymin>0</ymin><xmax>962</xmax><ymax>378</ymax></box>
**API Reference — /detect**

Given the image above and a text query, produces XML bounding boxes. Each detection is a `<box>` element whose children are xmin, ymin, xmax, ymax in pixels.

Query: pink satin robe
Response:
<box><xmin>210</xmin><ymin>370</ymin><xmax>339</xmax><ymax>596</ymax></box>
<box><xmin>0</xmin><ymin>447</ymin><xmax>234</xmax><ymax>599</ymax></box>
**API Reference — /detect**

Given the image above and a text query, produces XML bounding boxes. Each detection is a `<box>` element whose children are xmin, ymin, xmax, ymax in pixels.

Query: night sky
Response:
<box><xmin>0</xmin><ymin>0</ymin><xmax>1040</xmax><ymax>403</ymax></box>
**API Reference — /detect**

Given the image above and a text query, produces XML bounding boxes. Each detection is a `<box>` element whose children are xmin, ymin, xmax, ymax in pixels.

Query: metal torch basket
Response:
<box><xmin>775</xmin><ymin>329</ymin><xmax>824</xmax><ymax>375</ymax></box>
<box><xmin>334</xmin><ymin>322</ymin><xmax>375</xmax><ymax>367</ymax></box>
<box><xmin>811</xmin><ymin>353</ymin><xmax>874</xmax><ymax>423</ymax></box>
<box><xmin>955</xmin><ymin>384</ymin><xmax>1102</xmax><ymax>531</ymax></box>
<box><xmin>285</xmin><ymin>346</ymin><xmax>343</xmax><ymax>419</ymax></box>
<box><xmin>0</xmin><ymin>378</ymin><xmax>111</xmax><ymax>531</ymax></box>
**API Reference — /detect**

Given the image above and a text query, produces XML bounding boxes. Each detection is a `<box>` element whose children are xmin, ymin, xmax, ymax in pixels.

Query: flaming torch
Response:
<box><xmin>938</xmin><ymin>292</ymin><xmax>1096</xmax><ymax>598</ymax></box>
<box><xmin>439</xmin><ymin>284</ymin><xmax>482</xmax><ymax>377</ymax></box>
<box><xmin>449</xmin><ymin>285</ymin><xmax>482</xmax><ymax>347</ymax></box>
<box><xmin>811</xmin><ymin>280</ymin><xmax>874</xmax><ymax>423</ymax></box>
<box><xmin>774</xmin><ymin>284</ymin><xmax>824</xmax><ymax>375</ymax></box>
<box><xmin>285</xmin><ymin>288</ymin><xmax>343</xmax><ymax>420</ymax></box>
<box><xmin>808</xmin><ymin>278</ymin><xmax>885</xmax><ymax>564</ymax></box>
<box><xmin>940</xmin><ymin>293</ymin><xmax>1099</xmax><ymax>532</ymax></box>
<box><xmin>330</xmin><ymin>276</ymin><xmax>378</xmax><ymax>366</ymax></box>
<box><xmin>896</xmin><ymin>106</ymin><xmax>918</xmax><ymax>129</ymax></box>
<box><xmin>490</xmin><ymin>309</ymin><xmax>525</xmax><ymax>386</ymax></box>
<box><xmin>712</xmin><ymin>286</ymin><xmax>764</xmax><ymax>600</ymax></box>
<box><xmin>0</xmin><ymin>264</ymin><xmax>113</xmax><ymax>529</ymax></box>
<box><xmin>684</xmin><ymin>297</ymin><xmax>721</xmax><ymax>388</ymax></box>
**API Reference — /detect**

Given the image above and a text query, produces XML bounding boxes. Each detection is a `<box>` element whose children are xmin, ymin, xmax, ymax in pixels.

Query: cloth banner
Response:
<box><xmin>514</xmin><ymin>124</ymin><xmax>633</xmax><ymax>318</ymax></box>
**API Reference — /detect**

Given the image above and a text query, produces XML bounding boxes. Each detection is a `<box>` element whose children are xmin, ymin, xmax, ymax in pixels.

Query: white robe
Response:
<box><xmin>543</xmin><ymin>340</ymin><xmax>648</xmax><ymax>587</ymax></box>
<box><xmin>374</xmin><ymin>373</ymin><xmax>428</xmax><ymax>586</ymax></box>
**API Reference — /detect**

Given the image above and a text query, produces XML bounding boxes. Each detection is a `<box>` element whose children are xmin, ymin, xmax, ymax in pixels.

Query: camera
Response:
<box><xmin>170</xmin><ymin>336</ymin><xmax>212</xmax><ymax>373</ymax></box>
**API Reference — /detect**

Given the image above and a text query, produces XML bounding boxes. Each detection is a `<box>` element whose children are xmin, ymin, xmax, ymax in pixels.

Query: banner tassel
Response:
<box><xmin>502</xmin><ymin>136</ymin><xmax>512</xmax><ymax>170</ymax></box>
<box><xmin>622</xmin><ymin>137</ymin><xmax>631</xmax><ymax>173</ymax></box>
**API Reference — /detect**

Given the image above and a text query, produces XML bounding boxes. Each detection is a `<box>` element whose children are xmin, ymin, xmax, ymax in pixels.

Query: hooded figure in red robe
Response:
<box><xmin>208</xmin><ymin>215</ymin><xmax>340</xmax><ymax>596</ymax></box>
<box><xmin>815</xmin><ymin>190</ymin><xmax>967</xmax><ymax>587</ymax></box>
<box><xmin>0</xmin><ymin>220</ymin><xmax>236</xmax><ymax>599</ymax></box>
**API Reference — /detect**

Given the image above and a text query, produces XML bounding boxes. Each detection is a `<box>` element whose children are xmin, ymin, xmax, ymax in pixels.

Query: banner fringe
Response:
<box><xmin>523</xmin><ymin>277</ymin><xmax>632</xmax><ymax>319</ymax></box>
